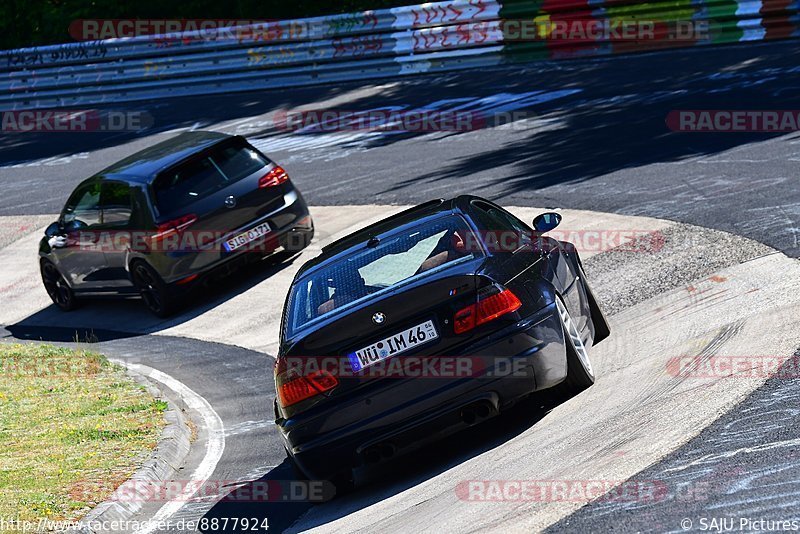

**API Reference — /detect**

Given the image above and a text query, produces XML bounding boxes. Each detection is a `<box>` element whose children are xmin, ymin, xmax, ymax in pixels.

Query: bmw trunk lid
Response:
<box><xmin>280</xmin><ymin>263</ymin><xmax>487</xmax><ymax>400</ymax></box>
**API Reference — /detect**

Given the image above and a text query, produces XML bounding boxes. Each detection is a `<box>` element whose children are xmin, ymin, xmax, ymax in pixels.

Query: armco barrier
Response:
<box><xmin>1</xmin><ymin>0</ymin><xmax>798</xmax><ymax>110</ymax></box>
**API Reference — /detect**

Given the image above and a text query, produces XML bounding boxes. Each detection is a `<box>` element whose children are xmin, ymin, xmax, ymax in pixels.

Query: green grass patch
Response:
<box><xmin>0</xmin><ymin>343</ymin><xmax>166</xmax><ymax>522</ymax></box>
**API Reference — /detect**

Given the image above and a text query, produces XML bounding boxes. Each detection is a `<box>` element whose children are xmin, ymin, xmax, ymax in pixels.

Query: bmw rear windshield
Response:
<box><xmin>284</xmin><ymin>214</ymin><xmax>484</xmax><ymax>337</ymax></box>
<box><xmin>152</xmin><ymin>139</ymin><xmax>269</xmax><ymax>216</ymax></box>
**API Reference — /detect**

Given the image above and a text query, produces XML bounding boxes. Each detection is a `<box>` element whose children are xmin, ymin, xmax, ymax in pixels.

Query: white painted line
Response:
<box><xmin>110</xmin><ymin>360</ymin><xmax>226</xmax><ymax>534</ymax></box>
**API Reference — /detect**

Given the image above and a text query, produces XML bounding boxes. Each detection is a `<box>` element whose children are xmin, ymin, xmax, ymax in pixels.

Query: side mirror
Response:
<box><xmin>532</xmin><ymin>212</ymin><xmax>562</xmax><ymax>233</ymax></box>
<box><xmin>44</xmin><ymin>222</ymin><xmax>61</xmax><ymax>238</ymax></box>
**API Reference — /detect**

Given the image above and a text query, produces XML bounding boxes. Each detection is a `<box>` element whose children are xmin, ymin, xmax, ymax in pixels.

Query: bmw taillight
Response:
<box><xmin>276</xmin><ymin>365</ymin><xmax>338</xmax><ymax>408</ymax></box>
<box><xmin>454</xmin><ymin>285</ymin><xmax>522</xmax><ymax>334</ymax></box>
<box><xmin>259</xmin><ymin>165</ymin><xmax>289</xmax><ymax>188</ymax></box>
<box><xmin>151</xmin><ymin>214</ymin><xmax>197</xmax><ymax>243</ymax></box>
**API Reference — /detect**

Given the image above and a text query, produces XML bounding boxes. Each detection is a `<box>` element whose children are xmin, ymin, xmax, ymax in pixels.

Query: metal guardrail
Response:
<box><xmin>1</xmin><ymin>0</ymin><xmax>798</xmax><ymax>110</ymax></box>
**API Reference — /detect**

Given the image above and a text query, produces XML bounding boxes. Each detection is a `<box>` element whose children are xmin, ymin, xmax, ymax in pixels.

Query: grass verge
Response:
<box><xmin>0</xmin><ymin>343</ymin><xmax>166</xmax><ymax>522</ymax></box>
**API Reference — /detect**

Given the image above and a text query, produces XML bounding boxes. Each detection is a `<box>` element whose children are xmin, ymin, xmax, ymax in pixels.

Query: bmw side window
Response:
<box><xmin>472</xmin><ymin>200</ymin><xmax>533</xmax><ymax>253</ymax></box>
<box><xmin>100</xmin><ymin>182</ymin><xmax>133</xmax><ymax>227</ymax></box>
<box><xmin>63</xmin><ymin>184</ymin><xmax>102</xmax><ymax>228</ymax></box>
<box><xmin>493</xmin><ymin>206</ymin><xmax>535</xmax><ymax>251</ymax></box>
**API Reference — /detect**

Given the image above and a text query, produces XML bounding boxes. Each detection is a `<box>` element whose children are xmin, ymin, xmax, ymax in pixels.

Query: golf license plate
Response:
<box><xmin>348</xmin><ymin>320</ymin><xmax>438</xmax><ymax>372</ymax></box>
<box><xmin>223</xmin><ymin>222</ymin><xmax>271</xmax><ymax>252</ymax></box>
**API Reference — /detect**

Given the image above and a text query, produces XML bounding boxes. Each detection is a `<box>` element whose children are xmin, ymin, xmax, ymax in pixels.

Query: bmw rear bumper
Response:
<box><xmin>277</xmin><ymin>303</ymin><xmax>568</xmax><ymax>481</ymax></box>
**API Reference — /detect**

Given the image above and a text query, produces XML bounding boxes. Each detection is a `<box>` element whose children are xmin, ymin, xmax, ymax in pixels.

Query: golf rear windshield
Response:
<box><xmin>153</xmin><ymin>141</ymin><xmax>269</xmax><ymax>215</ymax></box>
<box><xmin>285</xmin><ymin>214</ymin><xmax>484</xmax><ymax>336</ymax></box>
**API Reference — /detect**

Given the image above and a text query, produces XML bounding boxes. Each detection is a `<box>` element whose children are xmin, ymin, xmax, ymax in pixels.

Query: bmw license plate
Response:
<box><xmin>348</xmin><ymin>320</ymin><xmax>438</xmax><ymax>372</ymax></box>
<box><xmin>223</xmin><ymin>222</ymin><xmax>271</xmax><ymax>252</ymax></box>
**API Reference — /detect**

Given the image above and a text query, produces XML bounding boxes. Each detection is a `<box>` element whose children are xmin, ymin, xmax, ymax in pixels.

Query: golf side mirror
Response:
<box><xmin>44</xmin><ymin>222</ymin><xmax>61</xmax><ymax>238</ymax></box>
<box><xmin>63</xmin><ymin>220</ymin><xmax>86</xmax><ymax>233</ymax></box>
<box><xmin>532</xmin><ymin>212</ymin><xmax>562</xmax><ymax>233</ymax></box>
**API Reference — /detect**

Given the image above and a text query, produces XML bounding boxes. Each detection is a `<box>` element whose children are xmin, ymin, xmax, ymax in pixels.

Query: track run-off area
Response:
<box><xmin>1</xmin><ymin>40</ymin><xmax>800</xmax><ymax>533</ymax></box>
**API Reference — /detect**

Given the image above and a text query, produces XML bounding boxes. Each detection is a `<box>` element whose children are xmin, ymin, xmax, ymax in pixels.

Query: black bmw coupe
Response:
<box><xmin>275</xmin><ymin>196</ymin><xmax>610</xmax><ymax>488</ymax></box>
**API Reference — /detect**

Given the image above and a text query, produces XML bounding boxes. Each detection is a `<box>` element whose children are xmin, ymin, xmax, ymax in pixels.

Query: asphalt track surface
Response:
<box><xmin>3</xmin><ymin>40</ymin><xmax>800</xmax><ymax>257</ymax></box>
<box><xmin>2</xmin><ymin>39</ymin><xmax>800</xmax><ymax>533</ymax></box>
<box><xmin>4</xmin><ymin>215</ymin><xmax>796</xmax><ymax>533</ymax></box>
<box><xmin>548</xmin><ymin>349</ymin><xmax>800</xmax><ymax>533</ymax></box>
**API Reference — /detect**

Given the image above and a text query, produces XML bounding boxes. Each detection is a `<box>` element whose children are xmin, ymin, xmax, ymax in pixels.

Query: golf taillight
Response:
<box><xmin>152</xmin><ymin>214</ymin><xmax>197</xmax><ymax>242</ymax></box>
<box><xmin>277</xmin><ymin>368</ymin><xmax>338</xmax><ymax>408</ymax></box>
<box><xmin>454</xmin><ymin>286</ymin><xmax>522</xmax><ymax>334</ymax></box>
<box><xmin>259</xmin><ymin>165</ymin><xmax>289</xmax><ymax>188</ymax></box>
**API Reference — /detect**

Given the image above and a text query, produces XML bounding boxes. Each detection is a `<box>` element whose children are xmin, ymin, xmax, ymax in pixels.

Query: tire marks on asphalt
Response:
<box><xmin>546</xmin><ymin>350</ymin><xmax>800</xmax><ymax>533</ymax></box>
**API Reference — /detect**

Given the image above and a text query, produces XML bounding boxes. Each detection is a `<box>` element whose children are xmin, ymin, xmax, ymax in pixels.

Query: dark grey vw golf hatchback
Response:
<box><xmin>39</xmin><ymin>131</ymin><xmax>314</xmax><ymax>317</ymax></box>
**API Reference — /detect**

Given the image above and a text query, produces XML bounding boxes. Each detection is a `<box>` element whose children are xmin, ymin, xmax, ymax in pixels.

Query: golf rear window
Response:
<box><xmin>153</xmin><ymin>141</ymin><xmax>268</xmax><ymax>215</ymax></box>
<box><xmin>285</xmin><ymin>215</ymin><xmax>483</xmax><ymax>336</ymax></box>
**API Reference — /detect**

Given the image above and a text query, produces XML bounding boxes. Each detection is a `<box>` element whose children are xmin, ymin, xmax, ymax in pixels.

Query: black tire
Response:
<box><xmin>40</xmin><ymin>260</ymin><xmax>79</xmax><ymax>311</ymax></box>
<box><xmin>130</xmin><ymin>261</ymin><xmax>176</xmax><ymax>318</ymax></box>
<box><xmin>554</xmin><ymin>297</ymin><xmax>596</xmax><ymax>397</ymax></box>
